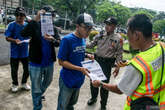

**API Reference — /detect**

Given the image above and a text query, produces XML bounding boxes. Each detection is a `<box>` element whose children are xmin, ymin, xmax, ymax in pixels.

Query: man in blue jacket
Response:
<box><xmin>21</xmin><ymin>5</ymin><xmax>60</xmax><ymax>110</ymax></box>
<box><xmin>57</xmin><ymin>13</ymin><xmax>94</xmax><ymax>110</ymax></box>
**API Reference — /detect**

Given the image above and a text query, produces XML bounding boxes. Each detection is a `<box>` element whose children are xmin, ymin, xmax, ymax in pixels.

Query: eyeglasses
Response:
<box><xmin>80</xmin><ymin>25</ymin><xmax>92</xmax><ymax>31</ymax></box>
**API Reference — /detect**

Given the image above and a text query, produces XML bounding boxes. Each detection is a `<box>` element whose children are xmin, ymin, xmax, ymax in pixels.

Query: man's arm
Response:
<box><xmin>113</xmin><ymin>36</ymin><xmax>124</xmax><ymax>77</ymax></box>
<box><xmin>21</xmin><ymin>10</ymin><xmax>43</xmax><ymax>37</ymax></box>
<box><xmin>53</xmin><ymin>27</ymin><xmax>61</xmax><ymax>47</ymax></box>
<box><xmin>115</xmin><ymin>37</ymin><xmax>123</xmax><ymax>62</ymax></box>
<box><xmin>92</xmin><ymin>65</ymin><xmax>142</xmax><ymax>96</ymax></box>
<box><xmin>58</xmin><ymin>59</ymin><xmax>89</xmax><ymax>77</ymax></box>
<box><xmin>103</xmin><ymin>83</ymin><xmax>123</xmax><ymax>94</ymax></box>
<box><xmin>44</xmin><ymin>34</ymin><xmax>60</xmax><ymax>47</ymax></box>
<box><xmin>6</xmin><ymin>37</ymin><xmax>21</xmax><ymax>44</ymax></box>
<box><xmin>86</xmin><ymin>34</ymin><xmax>99</xmax><ymax>48</ymax></box>
<box><xmin>92</xmin><ymin>80</ymin><xmax>123</xmax><ymax>94</ymax></box>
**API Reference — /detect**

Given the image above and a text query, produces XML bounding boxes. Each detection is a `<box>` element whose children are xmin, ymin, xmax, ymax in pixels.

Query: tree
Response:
<box><xmin>96</xmin><ymin>1</ymin><xmax>116</xmax><ymax>22</ymax></box>
<box><xmin>130</xmin><ymin>8</ymin><xmax>156</xmax><ymax>18</ymax></box>
<box><xmin>23</xmin><ymin>0</ymin><xmax>104</xmax><ymax>20</ymax></box>
<box><xmin>112</xmin><ymin>4</ymin><xmax>131</xmax><ymax>26</ymax></box>
<box><xmin>153</xmin><ymin>20</ymin><xmax>165</xmax><ymax>35</ymax></box>
<box><xmin>51</xmin><ymin>0</ymin><xmax>105</xmax><ymax>21</ymax></box>
<box><xmin>132</xmin><ymin>10</ymin><xmax>154</xmax><ymax>19</ymax></box>
<box><xmin>153</xmin><ymin>12</ymin><xmax>165</xmax><ymax>22</ymax></box>
<box><xmin>96</xmin><ymin>1</ymin><xmax>131</xmax><ymax>26</ymax></box>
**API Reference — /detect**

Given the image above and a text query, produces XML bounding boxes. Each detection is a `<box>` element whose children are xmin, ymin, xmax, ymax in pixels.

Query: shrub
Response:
<box><xmin>89</xmin><ymin>30</ymin><xmax>99</xmax><ymax>42</ymax></box>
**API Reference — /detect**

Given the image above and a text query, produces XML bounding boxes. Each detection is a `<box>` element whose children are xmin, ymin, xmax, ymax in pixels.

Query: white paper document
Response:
<box><xmin>41</xmin><ymin>13</ymin><xmax>54</xmax><ymax>36</ymax></box>
<box><xmin>81</xmin><ymin>60</ymin><xmax>107</xmax><ymax>81</ymax></box>
<box><xmin>19</xmin><ymin>39</ymin><xmax>30</xmax><ymax>44</ymax></box>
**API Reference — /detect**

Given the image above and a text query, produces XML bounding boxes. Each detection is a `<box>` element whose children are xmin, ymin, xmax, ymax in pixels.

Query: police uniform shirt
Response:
<box><xmin>87</xmin><ymin>32</ymin><xmax>123</xmax><ymax>62</ymax></box>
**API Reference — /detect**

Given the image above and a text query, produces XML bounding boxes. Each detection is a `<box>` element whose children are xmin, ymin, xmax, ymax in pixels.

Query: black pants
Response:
<box><xmin>10</xmin><ymin>57</ymin><xmax>29</xmax><ymax>85</ymax></box>
<box><xmin>90</xmin><ymin>56</ymin><xmax>115</xmax><ymax>107</ymax></box>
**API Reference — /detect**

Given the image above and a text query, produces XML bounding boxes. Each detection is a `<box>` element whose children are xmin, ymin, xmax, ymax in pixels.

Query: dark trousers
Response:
<box><xmin>10</xmin><ymin>57</ymin><xmax>29</xmax><ymax>85</ymax></box>
<box><xmin>90</xmin><ymin>56</ymin><xmax>115</xmax><ymax>107</ymax></box>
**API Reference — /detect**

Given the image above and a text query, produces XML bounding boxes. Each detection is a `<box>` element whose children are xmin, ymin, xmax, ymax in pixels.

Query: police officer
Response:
<box><xmin>92</xmin><ymin>14</ymin><xmax>165</xmax><ymax>110</ymax></box>
<box><xmin>86</xmin><ymin>17</ymin><xmax>123</xmax><ymax>110</ymax></box>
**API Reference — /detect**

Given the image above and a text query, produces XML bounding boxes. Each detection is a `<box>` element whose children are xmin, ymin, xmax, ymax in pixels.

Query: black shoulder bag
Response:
<box><xmin>130</xmin><ymin>44</ymin><xmax>164</xmax><ymax>110</ymax></box>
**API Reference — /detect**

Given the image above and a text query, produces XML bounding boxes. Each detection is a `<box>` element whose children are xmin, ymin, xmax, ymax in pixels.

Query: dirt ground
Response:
<box><xmin>0</xmin><ymin>62</ymin><xmax>126</xmax><ymax>110</ymax></box>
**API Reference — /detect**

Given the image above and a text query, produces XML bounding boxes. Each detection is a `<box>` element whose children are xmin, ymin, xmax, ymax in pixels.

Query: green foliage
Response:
<box><xmin>123</xmin><ymin>52</ymin><xmax>132</xmax><ymax>60</ymax></box>
<box><xmin>153</xmin><ymin>20</ymin><xmax>165</xmax><ymax>35</ymax></box>
<box><xmin>130</xmin><ymin>8</ymin><xmax>156</xmax><ymax>17</ymax></box>
<box><xmin>51</xmin><ymin>0</ymin><xmax>105</xmax><ymax>21</ymax></box>
<box><xmin>113</xmin><ymin>4</ymin><xmax>131</xmax><ymax>26</ymax></box>
<box><xmin>86</xmin><ymin>46</ymin><xmax>97</xmax><ymax>54</ymax></box>
<box><xmin>23</xmin><ymin>0</ymin><xmax>165</xmax><ymax>30</ymax></box>
<box><xmin>96</xmin><ymin>1</ymin><xmax>131</xmax><ymax>26</ymax></box>
<box><xmin>96</xmin><ymin>1</ymin><xmax>115</xmax><ymax>22</ymax></box>
<box><xmin>123</xmin><ymin>42</ymin><xmax>129</xmax><ymax>50</ymax></box>
<box><xmin>89</xmin><ymin>30</ymin><xmax>99</xmax><ymax>42</ymax></box>
<box><xmin>153</xmin><ymin>12</ymin><xmax>165</xmax><ymax>22</ymax></box>
<box><xmin>131</xmin><ymin>10</ymin><xmax>154</xmax><ymax>19</ymax></box>
<box><xmin>0</xmin><ymin>24</ymin><xmax>5</xmax><ymax>29</ymax></box>
<box><xmin>123</xmin><ymin>42</ymin><xmax>139</xmax><ymax>58</ymax></box>
<box><xmin>121</xmin><ymin>43</ymin><xmax>132</xmax><ymax>60</ymax></box>
<box><xmin>23</xmin><ymin>0</ymin><xmax>104</xmax><ymax>21</ymax></box>
<box><xmin>120</xmin><ymin>33</ymin><xmax>128</xmax><ymax>40</ymax></box>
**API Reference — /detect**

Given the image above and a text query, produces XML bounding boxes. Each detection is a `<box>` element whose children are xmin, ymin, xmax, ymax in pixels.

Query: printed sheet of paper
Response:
<box><xmin>19</xmin><ymin>39</ymin><xmax>30</xmax><ymax>44</ymax></box>
<box><xmin>81</xmin><ymin>60</ymin><xmax>107</xmax><ymax>81</ymax></box>
<box><xmin>41</xmin><ymin>13</ymin><xmax>54</xmax><ymax>36</ymax></box>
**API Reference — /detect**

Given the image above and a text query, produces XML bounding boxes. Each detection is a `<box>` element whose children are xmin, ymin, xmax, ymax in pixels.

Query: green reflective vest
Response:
<box><xmin>124</xmin><ymin>42</ymin><xmax>165</xmax><ymax>110</ymax></box>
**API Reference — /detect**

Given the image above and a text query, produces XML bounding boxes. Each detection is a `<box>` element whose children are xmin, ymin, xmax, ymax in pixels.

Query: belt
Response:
<box><xmin>94</xmin><ymin>54</ymin><xmax>116</xmax><ymax>62</ymax></box>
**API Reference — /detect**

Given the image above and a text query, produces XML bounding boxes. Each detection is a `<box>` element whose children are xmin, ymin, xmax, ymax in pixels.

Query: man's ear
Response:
<box><xmin>134</xmin><ymin>31</ymin><xmax>142</xmax><ymax>41</ymax></box>
<box><xmin>76</xmin><ymin>24</ymin><xmax>80</xmax><ymax>29</ymax></box>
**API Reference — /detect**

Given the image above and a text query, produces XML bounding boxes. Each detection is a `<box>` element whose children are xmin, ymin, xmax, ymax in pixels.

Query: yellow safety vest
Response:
<box><xmin>124</xmin><ymin>42</ymin><xmax>165</xmax><ymax>110</ymax></box>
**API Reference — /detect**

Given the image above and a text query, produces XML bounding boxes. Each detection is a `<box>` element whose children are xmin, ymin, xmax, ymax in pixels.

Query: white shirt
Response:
<box><xmin>117</xmin><ymin>65</ymin><xmax>142</xmax><ymax>96</ymax></box>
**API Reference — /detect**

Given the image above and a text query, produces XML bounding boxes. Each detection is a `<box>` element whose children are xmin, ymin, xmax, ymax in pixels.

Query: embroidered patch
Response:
<box><xmin>151</xmin><ymin>55</ymin><xmax>165</xmax><ymax>71</ymax></box>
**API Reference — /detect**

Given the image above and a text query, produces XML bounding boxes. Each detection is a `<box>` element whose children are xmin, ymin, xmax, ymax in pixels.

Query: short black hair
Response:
<box><xmin>127</xmin><ymin>14</ymin><xmax>152</xmax><ymax>38</ymax></box>
<box><xmin>14</xmin><ymin>7</ymin><xmax>26</xmax><ymax>17</ymax></box>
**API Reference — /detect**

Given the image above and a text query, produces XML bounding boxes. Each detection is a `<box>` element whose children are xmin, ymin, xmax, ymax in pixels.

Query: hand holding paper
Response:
<box><xmin>81</xmin><ymin>60</ymin><xmax>107</xmax><ymax>81</ymax></box>
<box><xmin>80</xmin><ymin>67</ymin><xmax>90</xmax><ymax>77</ymax></box>
<box><xmin>19</xmin><ymin>39</ymin><xmax>30</xmax><ymax>44</ymax></box>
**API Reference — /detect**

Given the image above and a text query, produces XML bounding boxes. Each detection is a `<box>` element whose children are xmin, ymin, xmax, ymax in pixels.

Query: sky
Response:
<box><xmin>117</xmin><ymin>0</ymin><xmax>165</xmax><ymax>12</ymax></box>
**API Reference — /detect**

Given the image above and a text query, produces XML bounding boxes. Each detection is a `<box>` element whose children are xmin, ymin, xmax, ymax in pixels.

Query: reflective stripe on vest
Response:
<box><xmin>133</xmin><ymin>56</ymin><xmax>154</xmax><ymax>94</ymax></box>
<box><xmin>127</xmin><ymin>96</ymin><xmax>131</xmax><ymax>106</ymax></box>
<box><xmin>160</xmin><ymin>102</ymin><xmax>165</xmax><ymax>110</ymax></box>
